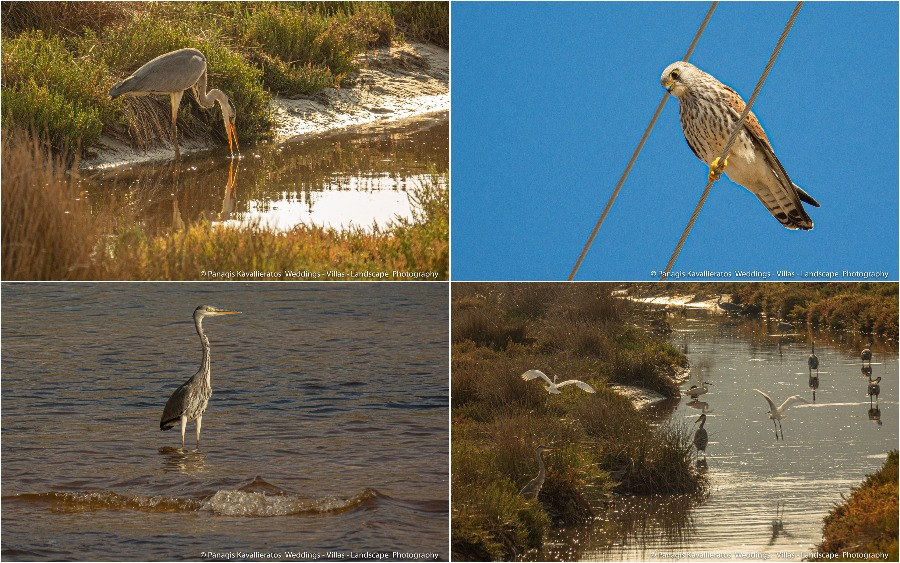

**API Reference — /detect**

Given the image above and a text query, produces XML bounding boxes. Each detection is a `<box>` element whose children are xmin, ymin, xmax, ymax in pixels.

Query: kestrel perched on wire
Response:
<box><xmin>660</xmin><ymin>61</ymin><xmax>820</xmax><ymax>230</ymax></box>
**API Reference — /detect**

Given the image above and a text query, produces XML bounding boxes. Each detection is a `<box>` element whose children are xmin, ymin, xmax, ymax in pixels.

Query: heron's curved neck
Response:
<box><xmin>194</xmin><ymin>69</ymin><xmax>229</xmax><ymax>110</ymax></box>
<box><xmin>535</xmin><ymin>449</ymin><xmax>546</xmax><ymax>480</ymax></box>
<box><xmin>195</xmin><ymin>315</ymin><xmax>211</xmax><ymax>386</ymax></box>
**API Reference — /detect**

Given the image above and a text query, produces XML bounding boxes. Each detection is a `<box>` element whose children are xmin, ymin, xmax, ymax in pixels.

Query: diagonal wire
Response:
<box><xmin>660</xmin><ymin>1</ymin><xmax>803</xmax><ymax>281</ymax></box>
<box><xmin>567</xmin><ymin>2</ymin><xmax>718</xmax><ymax>281</ymax></box>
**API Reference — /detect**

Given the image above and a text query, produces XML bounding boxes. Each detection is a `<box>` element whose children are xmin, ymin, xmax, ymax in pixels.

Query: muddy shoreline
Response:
<box><xmin>81</xmin><ymin>42</ymin><xmax>448</xmax><ymax>170</ymax></box>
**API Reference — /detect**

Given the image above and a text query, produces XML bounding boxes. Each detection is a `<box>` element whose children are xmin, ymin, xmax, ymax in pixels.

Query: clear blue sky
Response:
<box><xmin>451</xmin><ymin>2</ymin><xmax>898</xmax><ymax>281</ymax></box>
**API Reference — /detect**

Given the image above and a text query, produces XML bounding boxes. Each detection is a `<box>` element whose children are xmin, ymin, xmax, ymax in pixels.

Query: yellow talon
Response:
<box><xmin>708</xmin><ymin>156</ymin><xmax>728</xmax><ymax>183</ymax></box>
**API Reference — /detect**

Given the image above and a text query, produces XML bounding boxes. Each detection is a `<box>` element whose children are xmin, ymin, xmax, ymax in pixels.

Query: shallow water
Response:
<box><xmin>540</xmin><ymin>308</ymin><xmax>897</xmax><ymax>562</ymax></box>
<box><xmin>80</xmin><ymin>112</ymin><xmax>448</xmax><ymax>233</ymax></box>
<box><xmin>1</xmin><ymin>283</ymin><xmax>448</xmax><ymax>561</ymax></box>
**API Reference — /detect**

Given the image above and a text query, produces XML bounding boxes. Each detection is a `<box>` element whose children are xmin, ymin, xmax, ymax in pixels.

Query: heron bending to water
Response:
<box><xmin>868</xmin><ymin>377</ymin><xmax>881</xmax><ymax>404</ymax></box>
<box><xmin>161</xmin><ymin>305</ymin><xmax>241</xmax><ymax>449</ymax></box>
<box><xmin>521</xmin><ymin>370</ymin><xmax>596</xmax><ymax>394</ymax></box>
<box><xmin>686</xmin><ymin>382</ymin><xmax>712</xmax><ymax>399</ymax></box>
<box><xmin>519</xmin><ymin>445</ymin><xmax>557</xmax><ymax>500</ymax></box>
<box><xmin>110</xmin><ymin>48</ymin><xmax>239</xmax><ymax>159</ymax></box>
<box><xmin>693</xmin><ymin>413</ymin><xmax>708</xmax><ymax>456</ymax></box>
<box><xmin>753</xmin><ymin>389</ymin><xmax>808</xmax><ymax>440</ymax></box>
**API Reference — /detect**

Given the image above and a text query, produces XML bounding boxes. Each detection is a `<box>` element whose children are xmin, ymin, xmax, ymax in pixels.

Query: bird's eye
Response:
<box><xmin>670</xmin><ymin>69</ymin><xmax>680</xmax><ymax>80</ymax></box>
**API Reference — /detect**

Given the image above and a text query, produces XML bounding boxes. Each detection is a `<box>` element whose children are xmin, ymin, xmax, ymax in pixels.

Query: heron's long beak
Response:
<box><xmin>212</xmin><ymin>309</ymin><xmax>241</xmax><ymax>316</ymax></box>
<box><xmin>227</xmin><ymin>123</ymin><xmax>240</xmax><ymax>155</ymax></box>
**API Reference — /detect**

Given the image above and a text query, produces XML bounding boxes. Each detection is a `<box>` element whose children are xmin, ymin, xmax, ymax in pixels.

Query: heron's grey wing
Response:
<box><xmin>779</xmin><ymin>395</ymin><xmax>809</xmax><ymax>412</ymax></box>
<box><xmin>753</xmin><ymin>389</ymin><xmax>777</xmax><ymax>412</ymax></box>
<box><xmin>723</xmin><ymin>86</ymin><xmax>815</xmax><ymax>230</ymax></box>
<box><xmin>160</xmin><ymin>380</ymin><xmax>192</xmax><ymax>429</ymax></box>
<box><xmin>111</xmin><ymin>48</ymin><xmax>206</xmax><ymax>97</ymax></box>
<box><xmin>522</xmin><ymin>370</ymin><xmax>552</xmax><ymax>384</ymax></box>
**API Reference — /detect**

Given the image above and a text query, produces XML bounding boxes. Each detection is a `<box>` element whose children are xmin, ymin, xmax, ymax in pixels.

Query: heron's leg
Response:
<box><xmin>170</xmin><ymin>91</ymin><xmax>184</xmax><ymax>160</ymax></box>
<box><xmin>196</xmin><ymin>414</ymin><xmax>202</xmax><ymax>449</ymax></box>
<box><xmin>180</xmin><ymin>414</ymin><xmax>187</xmax><ymax>449</ymax></box>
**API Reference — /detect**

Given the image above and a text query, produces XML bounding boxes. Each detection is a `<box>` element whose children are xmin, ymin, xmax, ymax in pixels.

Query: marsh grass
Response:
<box><xmin>812</xmin><ymin>451</ymin><xmax>898</xmax><ymax>561</ymax></box>
<box><xmin>452</xmin><ymin>284</ymin><xmax>702</xmax><ymax>560</ymax></box>
<box><xmin>2</xmin><ymin>133</ymin><xmax>448</xmax><ymax>280</ymax></box>
<box><xmin>1</xmin><ymin>130</ymin><xmax>100</xmax><ymax>279</ymax></box>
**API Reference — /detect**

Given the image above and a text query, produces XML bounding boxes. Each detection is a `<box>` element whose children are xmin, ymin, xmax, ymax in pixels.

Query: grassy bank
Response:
<box><xmin>624</xmin><ymin>283</ymin><xmax>898</xmax><ymax>339</ymax></box>
<box><xmin>452</xmin><ymin>283</ymin><xmax>702</xmax><ymax>561</ymax></box>
<box><xmin>2</xmin><ymin>130</ymin><xmax>448</xmax><ymax>280</ymax></box>
<box><xmin>810</xmin><ymin>451</ymin><xmax>898</xmax><ymax>561</ymax></box>
<box><xmin>1</xmin><ymin>1</ymin><xmax>449</xmax><ymax>155</ymax></box>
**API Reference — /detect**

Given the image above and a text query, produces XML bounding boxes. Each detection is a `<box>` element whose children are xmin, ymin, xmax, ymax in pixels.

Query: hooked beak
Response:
<box><xmin>663</xmin><ymin>80</ymin><xmax>675</xmax><ymax>93</ymax></box>
<box><xmin>227</xmin><ymin>123</ymin><xmax>240</xmax><ymax>155</ymax></box>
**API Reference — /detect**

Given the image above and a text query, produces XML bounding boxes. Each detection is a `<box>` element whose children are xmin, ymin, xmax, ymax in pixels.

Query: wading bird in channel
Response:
<box><xmin>861</xmin><ymin>345</ymin><xmax>872</xmax><ymax>366</ymax></box>
<box><xmin>161</xmin><ymin>305</ymin><xmax>240</xmax><ymax>449</ymax></box>
<box><xmin>661</xmin><ymin>61</ymin><xmax>820</xmax><ymax>230</ymax></box>
<box><xmin>753</xmin><ymin>389</ymin><xmax>808</xmax><ymax>440</ymax></box>
<box><xmin>693</xmin><ymin>413</ymin><xmax>708</xmax><ymax>456</ymax></box>
<box><xmin>519</xmin><ymin>445</ymin><xmax>557</xmax><ymax>500</ymax></box>
<box><xmin>868</xmin><ymin>377</ymin><xmax>881</xmax><ymax>404</ymax></box>
<box><xmin>521</xmin><ymin>370</ymin><xmax>596</xmax><ymax>394</ymax></box>
<box><xmin>110</xmin><ymin>48</ymin><xmax>239</xmax><ymax>159</ymax></box>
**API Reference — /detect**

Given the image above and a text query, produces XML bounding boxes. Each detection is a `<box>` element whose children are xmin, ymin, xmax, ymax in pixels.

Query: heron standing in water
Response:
<box><xmin>519</xmin><ymin>445</ymin><xmax>557</xmax><ymax>500</ymax></box>
<box><xmin>868</xmin><ymin>377</ymin><xmax>881</xmax><ymax>404</ymax></box>
<box><xmin>861</xmin><ymin>345</ymin><xmax>872</xmax><ymax>366</ymax></box>
<box><xmin>808</xmin><ymin>342</ymin><xmax>820</xmax><ymax>402</ymax></box>
<box><xmin>160</xmin><ymin>305</ymin><xmax>241</xmax><ymax>449</ymax></box>
<box><xmin>110</xmin><ymin>48</ymin><xmax>240</xmax><ymax>159</ymax></box>
<box><xmin>693</xmin><ymin>414</ymin><xmax>708</xmax><ymax>456</ymax></box>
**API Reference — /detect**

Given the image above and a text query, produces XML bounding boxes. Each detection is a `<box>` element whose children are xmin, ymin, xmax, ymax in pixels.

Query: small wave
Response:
<box><xmin>10</xmin><ymin>487</ymin><xmax>378</xmax><ymax>517</ymax></box>
<box><xmin>203</xmin><ymin>488</ymin><xmax>377</xmax><ymax>517</ymax></box>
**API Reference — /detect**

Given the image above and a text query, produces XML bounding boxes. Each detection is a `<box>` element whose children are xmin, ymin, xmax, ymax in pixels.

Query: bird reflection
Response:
<box><xmin>217</xmin><ymin>159</ymin><xmax>239</xmax><ymax>222</ymax></box>
<box><xmin>159</xmin><ymin>447</ymin><xmax>207</xmax><ymax>474</ymax></box>
<box><xmin>686</xmin><ymin>399</ymin><xmax>710</xmax><ymax>413</ymax></box>
<box><xmin>868</xmin><ymin>406</ymin><xmax>882</xmax><ymax>426</ymax></box>
<box><xmin>808</xmin><ymin>373</ymin><xmax>819</xmax><ymax>402</ymax></box>
<box><xmin>767</xmin><ymin>501</ymin><xmax>795</xmax><ymax>546</ymax></box>
<box><xmin>861</xmin><ymin>365</ymin><xmax>873</xmax><ymax>379</ymax></box>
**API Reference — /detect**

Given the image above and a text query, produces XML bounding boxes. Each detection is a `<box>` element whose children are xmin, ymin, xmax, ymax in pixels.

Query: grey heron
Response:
<box><xmin>868</xmin><ymin>377</ymin><xmax>881</xmax><ymax>404</ymax></box>
<box><xmin>110</xmin><ymin>48</ymin><xmax>239</xmax><ymax>159</ymax></box>
<box><xmin>753</xmin><ymin>389</ymin><xmax>808</xmax><ymax>440</ymax></box>
<box><xmin>716</xmin><ymin>295</ymin><xmax>741</xmax><ymax>313</ymax></box>
<box><xmin>777</xmin><ymin>320</ymin><xmax>794</xmax><ymax>337</ymax></box>
<box><xmin>519</xmin><ymin>445</ymin><xmax>557</xmax><ymax>500</ymax></box>
<box><xmin>693</xmin><ymin>413</ymin><xmax>708</xmax><ymax>456</ymax></box>
<box><xmin>521</xmin><ymin>370</ymin><xmax>596</xmax><ymax>394</ymax></box>
<box><xmin>807</xmin><ymin>342</ymin><xmax>819</xmax><ymax>374</ymax></box>
<box><xmin>861</xmin><ymin>345</ymin><xmax>872</xmax><ymax>366</ymax></box>
<box><xmin>160</xmin><ymin>305</ymin><xmax>241</xmax><ymax>449</ymax></box>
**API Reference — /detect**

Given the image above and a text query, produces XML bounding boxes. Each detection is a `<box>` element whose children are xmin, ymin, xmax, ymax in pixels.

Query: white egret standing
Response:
<box><xmin>160</xmin><ymin>305</ymin><xmax>241</xmax><ymax>449</ymax></box>
<box><xmin>521</xmin><ymin>370</ymin><xmax>596</xmax><ymax>394</ymax></box>
<box><xmin>753</xmin><ymin>389</ymin><xmax>809</xmax><ymax>440</ymax></box>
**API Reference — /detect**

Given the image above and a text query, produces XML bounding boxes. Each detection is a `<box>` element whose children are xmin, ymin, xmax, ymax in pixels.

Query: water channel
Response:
<box><xmin>79</xmin><ymin>112</ymin><xmax>448</xmax><ymax>234</ymax></box>
<box><xmin>540</xmin><ymin>306</ymin><xmax>897</xmax><ymax>561</ymax></box>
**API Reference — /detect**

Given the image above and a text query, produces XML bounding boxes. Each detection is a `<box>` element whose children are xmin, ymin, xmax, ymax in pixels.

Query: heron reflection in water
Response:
<box><xmin>160</xmin><ymin>305</ymin><xmax>241</xmax><ymax>449</ymax></box>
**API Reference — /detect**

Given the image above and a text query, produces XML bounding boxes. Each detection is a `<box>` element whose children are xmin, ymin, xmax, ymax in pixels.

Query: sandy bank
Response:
<box><xmin>81</xmin><ymin>42</ymin><xmax>448</xmax><ymax>170</ymax></box>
